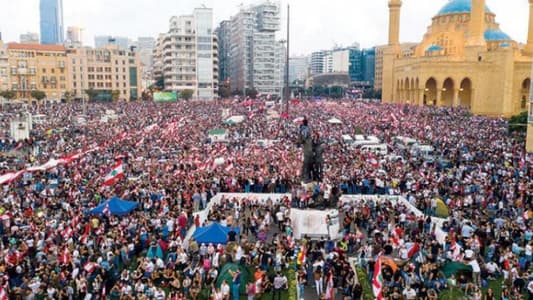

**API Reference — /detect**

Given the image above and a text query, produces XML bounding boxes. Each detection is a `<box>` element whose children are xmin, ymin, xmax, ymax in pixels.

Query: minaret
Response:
<box><xmin>388</xmin><ymin>0</ymin><xmax>402</xmax><ymax>53</ymax></box>
<box><xmin>382</xmin><ymin>0</ymin><xmax>402</xmax><ymax>103</ymax></box>
<box><xmin>525</xmin><ymin>0</ymin><xmax>533</xmax><ymax>55</ymax></box>
<box><xmin>466</xmin><ymin>0</ymin><xmax>487</xmax><ymax>47</ymax></box>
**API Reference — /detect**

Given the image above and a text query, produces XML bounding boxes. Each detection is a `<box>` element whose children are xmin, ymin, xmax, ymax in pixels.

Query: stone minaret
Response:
<box><xmin>466</xmin><ymin>0</ymin><xmax>487</xmax><ymax>48</ymax></box>
<box><xmin>525</xmin><ymin>0</ymin><xmax>533</xmax><ymax>55</ymax></box>
<box><xmin>388</xmin><ymin>0</ymin><xmax>402</xmax><ymax>53</ymax></box>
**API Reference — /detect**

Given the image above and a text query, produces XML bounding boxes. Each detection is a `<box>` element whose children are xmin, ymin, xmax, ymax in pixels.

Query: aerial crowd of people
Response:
<box><xmin>0</xmin><ymin>98</ymin><xmax>531</xmax><ymax>299</ymax></box>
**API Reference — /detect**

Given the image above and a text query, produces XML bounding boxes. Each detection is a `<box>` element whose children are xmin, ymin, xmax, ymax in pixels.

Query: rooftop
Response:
<box><xmin>7</xmin><ymin>43</ymin><xmax>66</xmax><ymax>52</ymax></box>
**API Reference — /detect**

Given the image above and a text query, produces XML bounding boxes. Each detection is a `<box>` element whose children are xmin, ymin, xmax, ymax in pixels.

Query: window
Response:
<box><xmin>51</xmin><ymin>68</ymin><xmax>55</xmax><ymax>74</ymax></box>
<box><xmin>123</xmin><ymin>82</ymin><xmax>126</xmax><ymax>87</ymax></box>
<box><xmin>122</xmin><ymin>60</ymin><xmax>126</xmax><ymax>65</ymax></box>
<box><xmin>123</xmin><ymin>67</ymin><xmax>126</xmax><ymax>72</ymax></box>
<box><xmin>42</xmin><ymin>68</ymin><xmax>46</xmax><ymax>73</ymax></box>
<box><xmin>88</xmin><ymin>67</ymin><xmax>95</xmax><ymax>72</ymax></box>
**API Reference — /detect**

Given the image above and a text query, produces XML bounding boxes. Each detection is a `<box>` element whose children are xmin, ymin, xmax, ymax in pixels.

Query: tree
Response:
<box><xmin>31</xmin><ymin>90</ymin><xmax>46</xmax><ymax>102</ymax></box>
<box><xmin>508</xmin><ymin>111</ymin><xmax>528</xmax><ymax>134</ymax></box>
<box><xmin>84</xmin><ymin>88</ymin><xmax>98</xmax><ymax>101</ymax></box>
<box><xmin>0</xmin><ymin>90</ymin><xmax>16</xmax><ymax>101</ymax></box>
<box><xmin>219</xmin><ymin>86</ymin><xmax>231</xmax><ymax>98</ymax></box>
<box><xmin>111</xmin><ymin>90</ymin><xmax>121</xmax><ymax>101</ymax></box>
<box><xmin>63</xmin><ymin>90</ymin><xmax>75</xmax><ymax>102</ymax></box>
<box><xmin>329</xmin><ymin>86</ymin><xmax>344</xmax><ymax>98</ymax></box>
<box><xmin>180</xmin><ymin>89</ymin><xmax>194</xmax><ymax>100</ymax></box>
<box><xmin>245</xmin><ymin>88</ymin><xmax>258</xmax><ymax>99</ymax></box>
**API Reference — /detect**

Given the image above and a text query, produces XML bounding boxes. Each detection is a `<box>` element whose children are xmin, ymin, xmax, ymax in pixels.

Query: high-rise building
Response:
<box><xmin>227</xmin><ymin>1</ymin><xmax>283</xmax><ymax>97</ymax></box>
<box><xmin>20</xmin><ymin>32</ymin><xmax>40</xmax><ymax>44</ymax></box>
<box><xmin>95</xmin><ymin>36</ymin><xmax>129</xmax><ymax>50</ymax></box>
<box><xmin>6</xmin><ymin>43</ymin><xmax>67</xmax><ymax>101</ymax></box>
<box><xmin>310</xmin><ymin>50</ymin><xmax>332</xmax><ymax>75</ymax></box>
<box><xmin>40</xmin><ymin>0</ymin><xmax>64</xmax><ymax>45</ymax></box>
<box><xmin>66</xmin><ymin>26</ymin><xmax>83</xmax><ymax>47</ymax></box>
<box><xmin>361</xmin><ymin>48</ymin><xmax>376</xmax><ymax>85</ymax></box>
<box><xmin>288</xmin><ymin>56</ymin><xmax>309</xmax><ymax>83</ymax></box>
<box><xmin>153</xmin><ymin>7</ymin><xmax>219</xmax><ymax>100</ymax></box>
<box><xmin>66</xmin><ymin>46</ymin><xmax>142</xmax><ymax>101</ymax></box>
<box><xmin>215</xmin><ymin>21</ymin><xmax>231</xmax><ymax>84</ymax></box>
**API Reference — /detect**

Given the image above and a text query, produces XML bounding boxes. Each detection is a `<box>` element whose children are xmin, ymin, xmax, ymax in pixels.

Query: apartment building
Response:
<box><xmin>66</xmin><ymin>46</ymin><xmax>141</xmax><ymax>101</ymax></box>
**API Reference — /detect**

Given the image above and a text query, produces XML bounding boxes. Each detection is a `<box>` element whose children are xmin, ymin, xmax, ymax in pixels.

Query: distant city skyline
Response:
<box><xmin>0</xmin><ymin>0</ymin><xmax>530</xmax><ymax>55</ymax></box>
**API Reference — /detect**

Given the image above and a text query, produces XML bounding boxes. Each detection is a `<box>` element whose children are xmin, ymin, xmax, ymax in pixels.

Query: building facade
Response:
<box><xmin>227</xmin><ymin>1</ymin><xmax>283</xmax><ymax>97</ymax></box>
<box><xmin>95</xmin><ymin>36</ymin><xmax>129</xmax><ymax>51</ymax></box>
<box><xmin>153</xmin><ymin>7</ymin><xmax>219</xmax><ymax>100</ymax></box>
<box><xmin>0</xmin><ymin>40</ymin><xmax>9</xmax><ymax>92</ymax></box>
<box><xmin>66</xmin><ymin>46</ymin><xmax>142</xmax><ymax>101</ymax></box>
<box><xmin>288</xmin><ymin>55</ymin><xmax>309</xmax><ymax>83</ymax></box>
<box><xmin>20</xmin><ymin>32</ymin><xmax>40</xmax><ymax>44</ymax></box>
<box><xmin>215</xmin><ymin>20</ymin><xmax>231</xmax><ymax>84</ymax></box>
<box><xmin>381</xmin><ymin>0</ymin><xmax>533</xmax><ymax>151</ymax></box>
<box><xmin>6</xmin><ymin>43</ymin><xmax>67</xmax><ymax>101</ymax></box>
<box><xmin>66</xmin><ymin>26</ymin><xmax>83</xmax><ymax>47</ymax></box>
<box><xmin>374</xmin><ymin>43</ymin><xmax>416</xmax><ymax>90</ymax></box>
<box><xmin>40</xmin><ymin>0</ymin><xmax>64</xmax><ymax>45</ymax></box>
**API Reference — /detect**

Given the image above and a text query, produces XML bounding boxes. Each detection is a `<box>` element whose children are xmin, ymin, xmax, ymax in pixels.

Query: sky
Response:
<box><xmin>0</xmin><ymin>0</ymin><xmax>530</xmax><ymax>55</ymax></box>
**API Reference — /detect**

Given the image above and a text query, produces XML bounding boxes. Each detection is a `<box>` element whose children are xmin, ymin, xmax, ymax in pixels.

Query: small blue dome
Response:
<box><xmin>499</xmin><ymin>43</ymin><xmax>511</xmax><ymax>48</ymax></box>
<box><xmin>437</xmin><ymin>0</ymin><xmax>491</xmax><ymax>16</ymax></box>
<box><xmin>484</xmin><ymin>29</ymin><xmax>511</xmax><ymax>41</ymax></box>
<box><xmin>426</xmin><ymin>45</ymin><xmax>443</xmax><ymax>52</ymax></box>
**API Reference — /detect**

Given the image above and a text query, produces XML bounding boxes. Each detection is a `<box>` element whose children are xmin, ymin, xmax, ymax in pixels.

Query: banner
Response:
<box><xmin>154</xmin><ymin>92</ymin><xmax>178</xmax><ymax>102</ymax></box>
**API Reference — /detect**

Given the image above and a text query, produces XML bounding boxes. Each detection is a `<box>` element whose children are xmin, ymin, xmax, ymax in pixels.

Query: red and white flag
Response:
<box><xmin>103</xmin><ymin>161</ymin><xmax>125</xmax><ymax>186</ymax></box>
<box><xmin>326</xmin><ymin>271</ymin><xmax>335</xmax><ymax>300</ymax></box>
<box><xmin>372</xmin><ymin>252</ymin><xmax>384</xmax><ymax>300</ymax></box>
<box><xmin>83</xmin><ymin>262</ymin><xmax>97</xmax><ymax>274</ymax></box>
<box><xmin>0</xmin><ymin>287</ymin><xmax>8</xmax><ymax>300</ymax></box>
<box><xmin>59</xmin><ymin>247</ymin><xmax>71</xmax><ymax>265</ymax></box>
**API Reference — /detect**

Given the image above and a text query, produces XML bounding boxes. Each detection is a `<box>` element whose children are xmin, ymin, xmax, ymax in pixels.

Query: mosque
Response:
<box><xmin>381</xmin><ymin>0</ymin><xmax>533</xmax><ymax>151</ymax></box>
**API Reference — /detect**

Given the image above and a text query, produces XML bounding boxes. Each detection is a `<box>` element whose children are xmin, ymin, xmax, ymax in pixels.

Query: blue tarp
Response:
<box><xmin>89</xmin><ymin>196</ymin><xmax>138</xmax><ymax>216</ymax></box>
<box><xmin>192</xmin><ymin>222</ymin><xmax>240</xmax><ymax>245</ymax></box>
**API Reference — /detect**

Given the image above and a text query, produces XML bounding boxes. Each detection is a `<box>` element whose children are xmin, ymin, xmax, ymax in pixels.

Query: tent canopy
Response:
<box><xmin>89</xmin><ymin>196</ymin><xmax>138</xmax><ymax>216</ymax></box>
<box><xmin>328</xmin><ymin>117</ymin><xmax>342</xmax><ymax>124</ymax></box>
<box><xmin>208</xmin><ymin>128</ymin><xmax>227</xmax><ymax>136</ymax></box>
<box><xmin>224</xmin><ymin>116</ymin><xmax>245</xmax><ymax>125</ymax></box>
<box><xmin>192</xmin><ymin>222</ymin><xmax>240</xmax><ymax>245</ymax></box>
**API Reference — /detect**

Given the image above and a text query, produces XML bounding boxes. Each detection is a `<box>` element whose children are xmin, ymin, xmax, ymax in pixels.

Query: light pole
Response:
<box><xmin>284</xmin><ymin>4</ymin><xmax>290</xmax><ymax>117</ymax></box>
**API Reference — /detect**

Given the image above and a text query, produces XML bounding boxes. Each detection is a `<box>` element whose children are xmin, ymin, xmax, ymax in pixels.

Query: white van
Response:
<box><xmin>394</xmin><ymin>136</ymin><xmax>418</xmax><ymax>148</ymax></box>
<box><xmin>411</xmin><ymin>144</ymin><xmax>434</xmax><ymax>157</ymax></box>
<box><xmin>352</xmin><ymin>135</ymin><xmax>380</xmax><ymax>147</ymax></box>
<box><xmin>361</xmin><ymin>144</ymin><xmax>388</xmax><ymax>155</ymax></box>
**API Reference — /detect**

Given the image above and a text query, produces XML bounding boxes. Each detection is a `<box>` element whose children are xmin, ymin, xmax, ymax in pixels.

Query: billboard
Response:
<box><xmin>154</xmin><ymin>92</ymin><xmax>178</xmax><ymax>102</ymax></box>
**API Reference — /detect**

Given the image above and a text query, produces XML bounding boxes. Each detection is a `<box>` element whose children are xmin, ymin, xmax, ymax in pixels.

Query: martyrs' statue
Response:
<box><xmin>298</xmin><ymin>118</ymin><xmax>314</xmax><ymax>183</ymax></box>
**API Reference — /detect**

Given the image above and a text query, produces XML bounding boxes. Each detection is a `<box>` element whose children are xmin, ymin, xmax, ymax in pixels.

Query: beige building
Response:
<box><xmin>0</xmin><ymin>40</ymin><xmax>9</xmax><ymax>92</ymax></box>
<box><xmin>6</xmin><ymin>43</ymin><xmax>68</xmax><ymax>101</ymax></box>
<box><xmin>374</xmin><ymin>43</ymin><xmax>417</xmax><ymax>90</ymax></box>
<box><xmin>66</xmin><ymin>46</ymin><xmax>142</xmax><ymax>101</ymax></box>
<box><xmin>380</xmin><ymin>0</ymin><xmax>533</xmax><ymax>152</ymax></box>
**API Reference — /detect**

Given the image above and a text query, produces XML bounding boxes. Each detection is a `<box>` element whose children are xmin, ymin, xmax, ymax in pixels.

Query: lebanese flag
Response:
<box><xmin>406</xmin><ymin>242</ymin><xmax>420</xmax><ymax>258</ymax></box>
<box><xmin>372</xmin><ymin>252</ymin><xmax>384</xmax><ymax>300</ymax></box>
<box><xmin>103</xmin><ymin>161</ymin><xmax>124</xmax><ymax>186</ymax></box>
<box><xmin>225</xmin><ymin>163</ymin><xmax>234</xmax><ymax>173</ymax></box>
<box><xmin>83</xmin><ymin>261</ymin><xmax>97</xmax><ymax>274</ymax></box>
<box><xmin>59</xmin><ymin>247</ymin><xmax>71</xmax><ymax>265</ymax></box>
<box><xmin>0</xmin><ymin>287</ymin><xmax>7</xmax><ymax>300</ymax></box>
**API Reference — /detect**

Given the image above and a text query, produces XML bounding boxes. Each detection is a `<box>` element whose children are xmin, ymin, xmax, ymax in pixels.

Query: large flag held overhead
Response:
<box><xmin>103</xmin><ymin>161</ymin><xmax>125</xmax><ymax>186</ymax></box>
<box><xmin>372</xmin><ymin>252</ymin><xmax>384</xmax><ymax>300</ymax></box>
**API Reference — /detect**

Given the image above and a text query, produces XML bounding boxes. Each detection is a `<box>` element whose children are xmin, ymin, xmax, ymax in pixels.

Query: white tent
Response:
<box><xmin>328</xmin><ymin>117</ymin><xmax>342</xmax><ymax>124</ymax></box>
<box><xmin>225</xmin><ymin>115</ymin><xmax>245</xmax><ymax>124</ymax></box>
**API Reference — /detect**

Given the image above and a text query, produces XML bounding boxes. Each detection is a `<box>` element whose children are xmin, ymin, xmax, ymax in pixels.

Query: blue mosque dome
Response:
<box><xmin>499</xmin><ymin>43</ymin><xmax>511</xmax><ymax>48</ymax></box>
<box><xmin>437</xmin><ymin>0</ymin><xmax>491</xmax><ymax>16</ymax></box>
<box><xmin>484</xmin><ymin>29</ymin><xmax>511</xmax><ymax>41</ymax></box>
<box><xmin>426</xmin><ymin>45</ymin><xmax>443</xmax><ymax>52</ymax></box>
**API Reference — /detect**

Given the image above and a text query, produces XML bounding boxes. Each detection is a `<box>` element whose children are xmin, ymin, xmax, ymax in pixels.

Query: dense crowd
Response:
<box><xmin>0</xmin><ymin>99</ymin><xmax>530</xmax><ymax>299</ymax></box>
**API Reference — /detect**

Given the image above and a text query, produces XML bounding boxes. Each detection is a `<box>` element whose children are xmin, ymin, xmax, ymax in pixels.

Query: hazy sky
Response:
<box><xmin>0</xmin><ymin>0</ymin><xmax>530</xmax><ymax>55</ymax></box>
